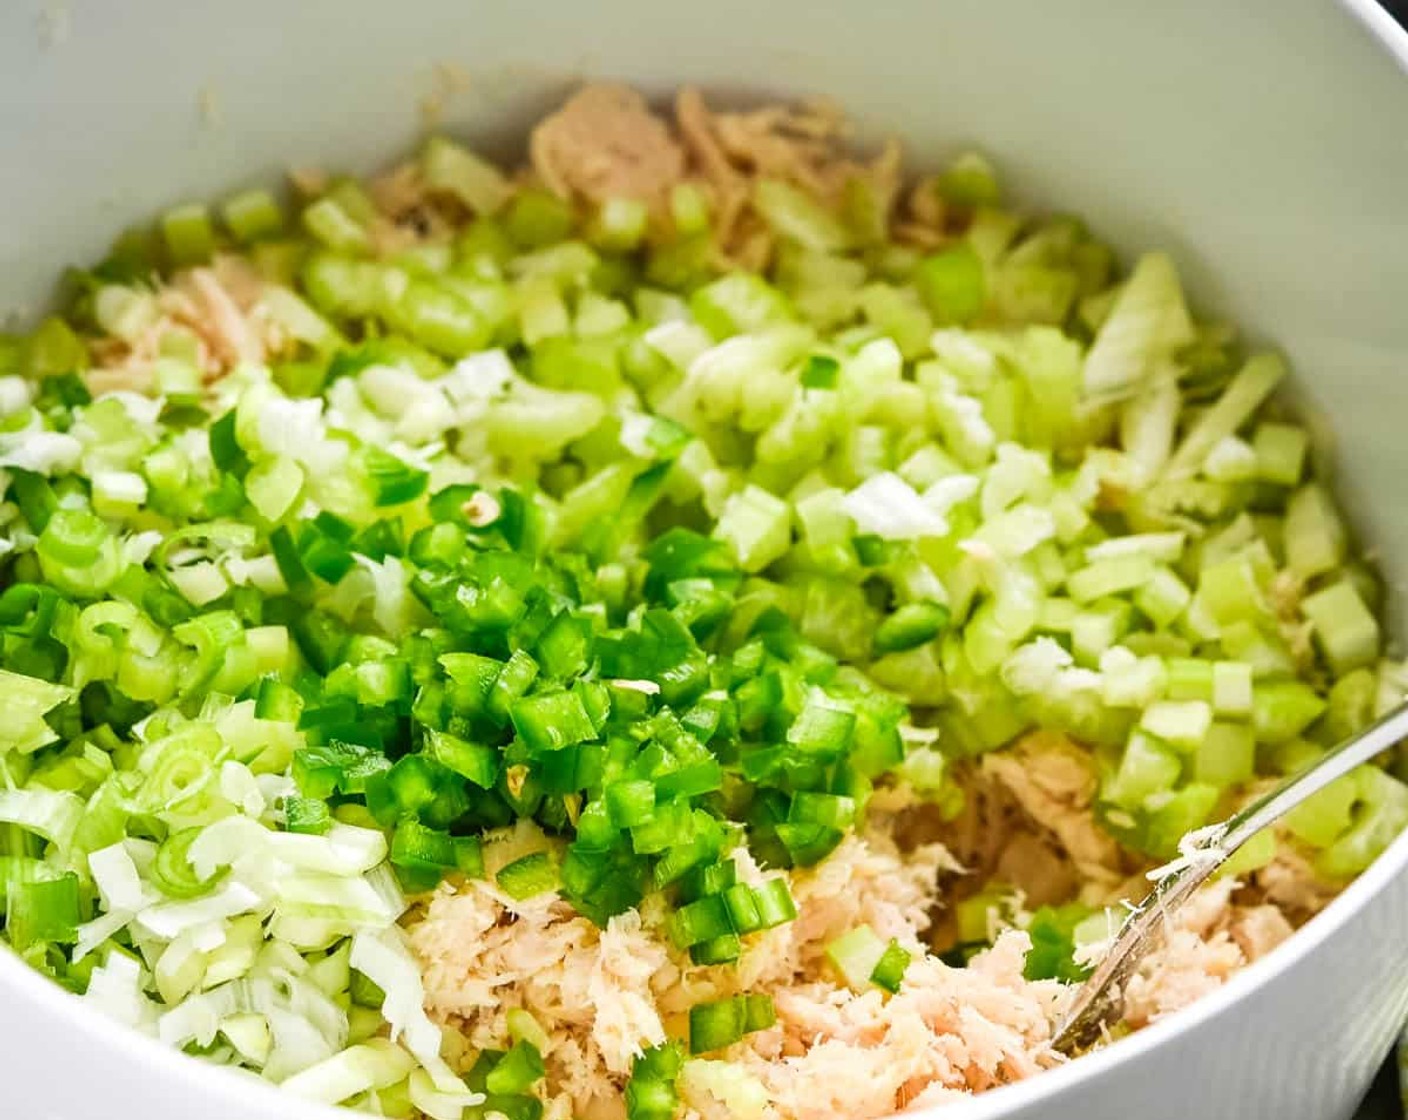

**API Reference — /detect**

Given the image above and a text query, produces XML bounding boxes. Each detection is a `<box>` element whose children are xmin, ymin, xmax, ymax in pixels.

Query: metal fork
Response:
<box><xmin>1051</xmin><ymin>700</ymin><xmax>1408</xmax><ymax>1055</ymax></box>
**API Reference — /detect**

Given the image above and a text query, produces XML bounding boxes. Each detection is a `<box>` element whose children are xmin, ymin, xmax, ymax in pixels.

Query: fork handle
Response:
<box><xmin>1052</xmin><ymin>698</ymin><xmax>1408</xmax><ymax>1053</ymax></box>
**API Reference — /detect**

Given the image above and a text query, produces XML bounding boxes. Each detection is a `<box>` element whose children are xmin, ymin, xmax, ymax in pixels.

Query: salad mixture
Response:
<box><xmin>0</xmin><ymin>83</ymin><xmax>1405</xmax><ymax>1120</ymax></box>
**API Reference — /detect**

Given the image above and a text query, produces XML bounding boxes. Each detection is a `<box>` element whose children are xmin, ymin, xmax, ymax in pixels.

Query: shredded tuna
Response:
<box><xmin>410</xmin><ymin>828</ymin><xmax>1070</xmax><ymax>1120</ymax></box>
<box><xmin>85</xmin><ymin>255</ymin><xmax>287</xmax><ymax>394</ymax></box>
<box><xmin>1251</xmin><ymin>844</ymin><xmax>1343</xmax><ymax>920</ymax></box>
<box><xmin>530</xmin><ymin>84</ymin><xmax>686</xmax><ymax>214</ymax></box>
<box><xmin>736</xmin><ymin>933</ymin><xmax>1065</xmax><ymax>1120</ymax></box>
<box><xmin>182</xmin><ymin>264</ymin><xmax>263</xmax><ymax>366</ymax></box>
<box><xmin>981</xmin><ymin>731</ymin><xmax>1128</xmax><ymax>885</ymax></box>
<box><xmin>1121</xmin><ymin>878</ymin><xmax>1293</xmax><ymax>1027</ymax></box>
<box><xmin>409</xmin><ymin>877</ymin><xmax>668</xmax><ymax>1118</ymax></box>
<box><xmin>675</xmin><ymin>87</ymin><xmax>750</xmax><ymax>243</ymax></box>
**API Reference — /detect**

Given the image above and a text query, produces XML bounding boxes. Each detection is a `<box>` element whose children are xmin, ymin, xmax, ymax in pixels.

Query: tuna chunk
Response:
<box><xmin>1121</xmin><ymin>878</ymin><xmax>1293</xmax><ymax>1027</ymax></box>
<box><xmin>530</xmin><ymin>84</ymin><xmax>686</xmax><ymax>212</ymax></box>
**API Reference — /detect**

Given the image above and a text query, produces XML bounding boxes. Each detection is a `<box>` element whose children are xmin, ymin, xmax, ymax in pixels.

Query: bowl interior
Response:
<box><xmin>2</xmin><ymin>1</ymin><xmax>1407</xmax><ymax>1117</ymax></box>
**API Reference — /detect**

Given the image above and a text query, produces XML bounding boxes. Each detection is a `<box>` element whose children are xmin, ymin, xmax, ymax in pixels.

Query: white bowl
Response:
<box><xmin>2</xmin><ymin>2</ymin><xmax>1406</xmax><ymax>1119</ymax></box>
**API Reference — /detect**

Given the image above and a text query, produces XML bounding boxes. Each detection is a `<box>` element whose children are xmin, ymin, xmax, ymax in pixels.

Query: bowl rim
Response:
<box><xmin>2</xmin><ymin>1</ymin><xmax>1408</xmax><ymax>1118</ymax></box>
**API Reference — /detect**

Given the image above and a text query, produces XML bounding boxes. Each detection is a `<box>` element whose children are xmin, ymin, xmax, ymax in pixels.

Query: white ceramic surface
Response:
<box><xmin>2</xmin><ymin>1</ymin><xmax>1407</xmax><ymax>1118</ymax></box>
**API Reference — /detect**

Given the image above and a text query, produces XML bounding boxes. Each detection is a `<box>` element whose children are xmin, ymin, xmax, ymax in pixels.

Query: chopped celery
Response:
<box><xmin>1193</xmin><ymin>722</ymin><xmax>1256</xmax><ymax>788</ymax></box>
<box><xmin>1140</xmin><ymin>700</ymin><xmax>1212</xmax><ymax>752</ymax></box>
<box><xmin>162</xmin><ymin>203</ymin><xmax>217</xmax><ymax>265</ymax></box>
<box><xmin>1164</xmin><ymin>353</ymin><xmax>1285</xmax><ymax>479</ymax></box>
<box><xmin>1252</xmin><ymin>422</ymin><xmax>1308</xmax><ymax>487</ymax></box>
<box><xmin>752</xmin><ymin>180</ymin><xmax>852</xmax><ymax>252</ymax></box>
<box><xmin>714</xmin><ymin>485</ymin><xmax>791</xmax><ymax>573</ymax></box>
<box><xmin>937</xmin><ymin>152</ymin><xmax>1001</xmax><ymax>208</ymax></box>
<box><xmin>422</xmin><ymin>136</ymin><xmax>512</xmax><ymax>215</ymax></box>
<box><xmin>221</xmin><ymin>189</ymin><xmax>285</xmax><ymax>244</ymax></box>
<box><xmin>1082</xmin><ymin>253</ymin><xmax>1193</xmax><ymax>403</ymax></box>
<box><xmin>1253</xmin><ymin>680</ymin><xmax>1327</xmax><ymax>745</ymax></box>
<box><xmin>1301</xmin><ymin>581</ymin><xmax>1380</xmax><ymax>674</ymax></box>
<box><xmin>1105</xmin><ymin>730</ymin><xmax>1181</xmax><ymax>809</ymax></box>
<box><xmin>914</xmin><ymin>246</ymin><xmax>986</xmax><ymax>324</ymax></box>
<box><xmin>825</xmin><ymin>925</ymin><xmax>889</xmax><ymax>989</ymax></box>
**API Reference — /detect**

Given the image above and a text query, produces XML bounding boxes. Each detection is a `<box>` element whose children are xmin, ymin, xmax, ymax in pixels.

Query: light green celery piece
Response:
<box><xmin>162</xmin><ymin>203</ymin><xmax>217</xmax><ymax>265</ymax></box>
<box><xmin>979</xmin><ymin>443</ymin><xmax>1052</xmax><ymax>519</ymax></box>
<box><xmin>937</xmin><ymin>151</ymin><xmax>1001</xmax><ymax>208</ymax></box>
<box><xmin>483</xmin><ymin>381</ymin><xmax>606</xmax><ymax>462</ymax></box>
<box><xmin>262</xmin><ymin>286</ymin><xmax>345</xmax><ymax>353</ymax></box>
<box><xmin>992</xmin><ymin>262</ymin><xmax>1078</xmax><ymax>326</ymax></box>
<box><xmin>1066</xmin><ymin>553</ymin><xmax>1155</xmax><ymax>604</ymax></box>
<box><xmin>552</xmin><ymin>464</ymin><xmax>636</xmax><ymax>547</ymax></box>
<box><xmin>1070</xmin><ymin>601</ymin><xmax>1132</xmax><ymax>664</ymax></box>
<box><xmin>714</xmin><ymin>485</ymin><xmax>792</xmax><ymax>574</ymax></box>
<box><xmin>691</xmin><ymin>272</ymin><xmax>793</xmax><ymax>339</ymax></box>
<box><xmin>1198</xmin><ymin>512</ymin><xmax>1258</xmax><ymax>569</ymax></box>
<box><xmin>753</xmin><ymin>179</ymin><xmax>853</xmax><ymax>252</ymax></box>
<box><xmin>421</xmin><ymin>136</ymin><xmax>512</xmax><ymax>214</ymax></box>
<box><xmin>245</xmin><ymin>457</ymin><xmax>305</xmax><ymax>522</ymax></box>
<box><xmin>278</xmin><ymin>1039</ymin><xmax>418</xmax><ymax>1104</ymax></box>
<box><xmin>1099</xmin><ymin>649</ymin><xmax>1167</xmax><ymax>709</ymax></box>
<box><xmin>512</xmin><ymin>244</ymin><xmax>599</xmax><ymax>292</ymax></box>
<box><xmin>1320</xmin><ymin>669</ymin><xmax>1377</xmax><ymax>746</ymax></box>
<box><xmin>754</xmin><ymin>389</ymin><xmax>842</xmax><ymax>478</ymax></box>
<box><xmin>302</xmin><ymin>197</ymin><xmax>371</xmax><ymax>255</ymax></box>
<box><xmin>1085</xmin><ymin>531</ymin><xmax>1186</xmax><ymax>565</ymax></box>
<box><xmin>686</xmin><ymin>327</ymin><xmax>812</xmax><ymax>433</ymax></box>
<box><xmin>825</xmin><ymin>925</ymin><xmax>888</xmax><ymax>989</ymax></box>
<box><xmin>1201</xmin><ymin>435</ymin><xmax>1259</xmax><ymax>482</ymax></box>
<box><xmin>0</xmin><ymin>788</ymin><xmax>84</xmax><ymax>850</ymax></box>
<box><xmin>1008</xmin><ymin>326</ymin><xmax>1084</xmax><ymax>452</ymax></box>
<box><xmin>1219</xmin><ymin>619</ymin><xmax>1297</xmax><ymax>678</ymax></box>
<box><xmin>793</xmin><ymin>487</ymin><xmax>855</xmax><ymax>549</ymax></box>
<box><xmin>1105</xmin><ymin>730</ymin><xmax>1181</xmax><ymax>810</ymax></box>
<box><xmin>857</xmin><ymin>284</ymin><xmax>934</xmax><ymax>360</ymax></box>
<box><xmin>575</xmin><ymin>292</ymin><xmax>632</xmax><ymax>337</ymax></box>
<box><xmin>868</xmin><ymin>644</ymin><xmax>947</xmax><ymax>706</ymax></box>
<box><xmin>680</xmin><ymin>1061</ymin><xmax>769</xmax><ymax>1120</ymax></box>
<box><xmin>1300</xmin><ymin>580</ymin><xmax>1380</xmax><ymax>674</ymax></box>
<box><xmin>965</xmin><ymin>208</ymin><xmax>1022</xmax><ymax>265</ymax></box>
<box><xmin>221</xmin><ymin>188</ymin><xmax>285</xmax><ymax>244</ymax></box>
<box><xmin>1252</xmin><ymin>679</ymin><xmax>1327</xmax><ymax>745</ymax></box>
<box><xmin>517</xmin><ymin>274</ymin><xmax>571</xmax><ymax>345</ymax></box>
<box><xmin>897</xmin><ymin>444</ymin><xmax>963</xmax><ymax>490</ymax></box>
<box><xmin>1193</xmin><ymin>721</ymin><xmax>1256</xmax><ymax>788</ymax></box>
<box><xmin>1082</xmin><ymin>253</ymin><xmax>1194</xmax><ymax>403</ymax></box>
<box><xmin>0</xmin><ymin>671</ymin><xmax>74</xmax><ymax>754</ymax></box>
<box><xmin>94</xmin><ymin>285</ymin><xmax>159</xmax><ymax>344</ymax></box>
<box><xmin>1283</xmin><ymin>483</ymin><xmax>1347</xmax><ymax>580</ymax></box>
<box><xmin>1163</xmin><ymin>353</ymin><xmax>1286</xmax><ymax>479</ymax></box>
<box><xmin>1119</xmin><ymin>374</ymin><xmax>1180</xmax><ymax>481</ymax></box>
<box><xmin>1029</xmin><ymin>540</ymin><xmax>1067</xmax><ymax>589</ymax></box>
<box><xmin>1211</xmin><ymin>660</ymin><xmax>1254</xmax><ymax>717</ymax></box>
<box><xmin>965</xmin><ymin>566</ymin><xmax>1043</xmax><ymax>674</ymax></box>
<box><xmin>971</xmin><ymin>504</ymin><xmax>1055</xmax><ymax>559</ymax></box>
<box><xmin>927</xmin><ymin>376</ymin><xmax>997</xmax><ymax>468</ymax></box>
<box><xmin>1316</xmin><ymin>767</ymin><xmax>1408</xmax><ymax>878</ymax></box>
<box><xmin>1283</xmin><ymin>770</ymin><xmax>1358</xmax><ymax>848</ymax></box>
<box><xmin>1252</xmin><ymin>421</ymin><xmax>1309</xmax><ymax>487</ymax></box>
<box><xmin>1140</xmin><ymin>700</ymin><xmax>1213</xmax><ymax>752</ymax></box>
<box><xmin>1196</xmin><ymin>554</ymin><xmax>1268</xmax><ymax>626</ymax></box>
<box><xmin>797</xmin><ymin>575</ymin><xmax>875</xmax><ymax>663</ymax></box>
<box><xmin>842</xmin><ymin>336</ymin><xmax>904</xmax><ymax>400</ymax></box>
